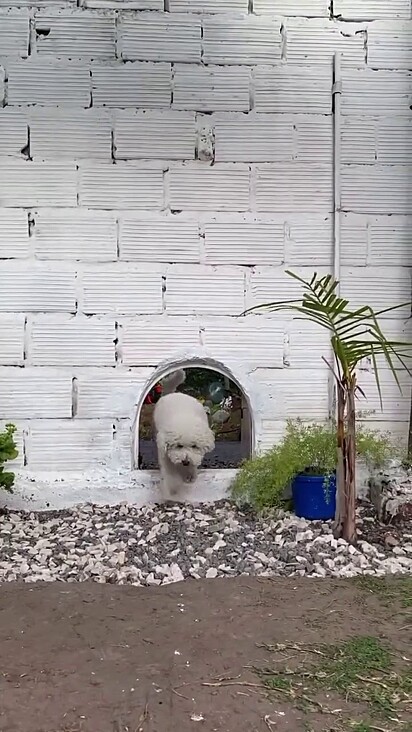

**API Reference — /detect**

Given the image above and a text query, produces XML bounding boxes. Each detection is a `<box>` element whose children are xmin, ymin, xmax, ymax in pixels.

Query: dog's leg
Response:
<box><xmin>157</xmin><ymin>448</ymin><xmax>184</xmax><ymax>500</ymax></box>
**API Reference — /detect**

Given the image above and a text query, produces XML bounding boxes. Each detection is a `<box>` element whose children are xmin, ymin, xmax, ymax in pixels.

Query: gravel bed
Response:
<box><xmin>0</xmin><ymin>501</ymin><xmax>411</xmax><ymax>585</ymax></box>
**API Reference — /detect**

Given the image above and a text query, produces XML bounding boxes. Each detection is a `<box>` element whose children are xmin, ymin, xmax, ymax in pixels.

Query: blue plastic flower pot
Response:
<box><xmin>292</xmin><ymin>473</ymin><xmax>336</xmax><ymax>521</ymax></box>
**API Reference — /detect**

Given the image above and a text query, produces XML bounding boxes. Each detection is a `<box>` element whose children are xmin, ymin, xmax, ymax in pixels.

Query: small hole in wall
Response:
<box><xmin>138</xmin><ymin>367</ymin><xmax>252</xmax><ymax>470</ymax></box>
<box><xmin>36</xmin><ymin>27</ymin><xmax>51</xmax><ymax>37</ymax></box>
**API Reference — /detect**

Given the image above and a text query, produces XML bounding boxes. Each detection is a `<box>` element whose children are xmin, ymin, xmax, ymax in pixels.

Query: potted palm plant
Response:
<box><xmin>243</xmin><ymin>272</ymin><xmax>411</xmax><ymax>542</ymax></box>
<box><xmin>231</xmin><ymin>419</ymin><xmax>393</xmax><ymax>520</ymax></box>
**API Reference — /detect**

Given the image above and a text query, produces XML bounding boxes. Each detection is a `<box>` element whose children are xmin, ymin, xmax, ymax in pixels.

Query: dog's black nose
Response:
<box><xmin>182</xmin><ymin>459</ymin><xmax>190</xmax><ymax>466</ymax></box>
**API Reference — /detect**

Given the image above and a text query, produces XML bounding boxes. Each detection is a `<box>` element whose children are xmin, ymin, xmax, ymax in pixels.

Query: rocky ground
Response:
<box><xmin>1</xmin><ymin>500</ymin><xmax>411</xmax><ymax>585</ymax></box>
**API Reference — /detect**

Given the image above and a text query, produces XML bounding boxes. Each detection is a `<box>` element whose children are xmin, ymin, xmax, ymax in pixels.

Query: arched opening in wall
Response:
<box><xmin>137</xmin><ymin>366</ymin><xmax>252</xmax><ymax>471</ymax></box>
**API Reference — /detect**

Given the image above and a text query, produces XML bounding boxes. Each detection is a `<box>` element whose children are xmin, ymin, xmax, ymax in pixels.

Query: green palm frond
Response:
<box><xmin>244</xmin><ymin>271</ymin><xmax>412</xmax><ymax>410</ymax></box>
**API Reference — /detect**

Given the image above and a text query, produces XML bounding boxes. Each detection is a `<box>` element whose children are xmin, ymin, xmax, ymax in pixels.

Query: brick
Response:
<box><xmin>0</xmin><ymin>161</ymin><xmax>77</xmax><ymax>207</ymax></box>
<box><xmin>377</xmin><ymin>119</ymin><xmax>412</xmax><ymax>164</ymax></box>
<box><xmin>247</xmin><ymin>266</ymin><xmax>326</xmax><ymax>310</ymax></box>
<box><xmin>30</xmin><ymin>110</ymin><xmax>112</xmax><ymax>160</ymax></box>
<box><xmin>0</xmin><ymin>264</ymin><xmax>76</xmax><ymax>313</ymax></box>
<box><xmin>215</xmin><ymin>114</ymin><xmax>293</xmax><ymax>163</ymax></box>
<box><xmin>0</xmin><ymin>10</ymin><xmax>29</xmax><ymax>57</ymax></box>
<box><xmin>169</xmin><ymin>0</ymin><xmax>248</xmax><ymax>9</ymax></box>
<box><xmin>0</xmin><ymin>315</ymin><xmax>25</xmax><ymax>365</ymax></box>
<box><xmin>8</xmin><ymin>59</ymin><xmax>91</xmax><ymax>107</ymax></box>
<box><xmin>92</xmin><ymin>62</ymin><xmax>171</xmax><ymax>107</ymax></box>
<box><xmin>169</xmin><ymin>163</ymin><xmax>250</xmax><ymax>211</ymax></box>
<box><xmin>255</xmin><ymin>164</ymin><xmax>333</xmax><ymax>212</ymax></box>
<box><xmin>78</xmin><ymin>163</ymin><xmax>164</xmax><ymax>209</ymax></box>
<box><xmin>342</xmin><ymin>69</ymin><xmax>412</xmax><ymax>116</ymax></box>
<box><xmin>333</xmin><ymin>0</ymin><xmax>410</xmax><ymax>20</ymax></box>
<box><xmin>0</xmin><ymin>368</ymin><xmax>72</xmax><ymax>418</ymax></box>
<box><xmin>173</xmin><ymin>64</ymin><xmax>250</xmax><ymax>112</ymax></box>
<box><xmin>280</xmin><ymin>368</ymin><xmax>329</xmax><ymax>419</ymax></box>
<box><xmin>0</xmin><ymin>0</ymin><xmax>75</xmax><ymax>5</ymax></box>
<box><xmin>114</xmin><ymin>110</ymin><xmax>196</xmax><ymax>160</ymax></box>
<box><xmin>287</xmin><ymin>320</ymin><xmax>331</xmax><ymax>367</ymax></box>
<box><xmin>285</xmin><ymin>19</ymin><xmax>365</xmax><ymax>67</ymax></box>
<box><xmin>294</xmin><ymin>116</ymin><xmax>333</xmax><ymax>163</ymax></box>
<box><xmin>254</xmin><ymin>66</ymin><xmax>332</xmax><ymax>114</ymax></box>
<box><xmin>119</xmin><ymin>13</ymin><xmax>201</xmax><ymax>63</ymax></box>
<box><xmin>254</xmin><ymin>0</ymin><xmax>329</xmax><ymax>14</ymax></box>
<box><xmin>357</xmin><ymin>368</ymin><xmax>411</xmax><ymax>421</ymax></box>
<box><xmin>82</xmin><ymin>0</ymin><xmax>162</xmax><ymax>7</ymax></box>
<box><xmin>340</xmin><ymin>266</ymin><xmax>411</xmax><ymax>318</ymax></box>
<box><xmin>368</xmin><ymin>21</ymin><xmax>412</xmax><ymax>69</ymax></box>
<box><xmin>26</xmin><ymin>420</ymin><xmax>114</xmax><ymax>471</ymax></box>
<box><xmin>202</xmin><ymin>316</ymin><xmax>284</xmax><ymax>367</ymax></box>
<box><xmin>119</xmin><ymin>213</ymin><xmax>200</xmax><ymax>262</ymax></box>
<box><xmin>203</xmin><ymin>216</ymin><xmax>285</xmax><ymax>265</ymax></box>
<box><xmin>0</xmin><ymin>209</ymin><xmax>30</xmax><ymax>258</ymax></box>
<box><xmin>80</xmin><ymin>265</ymin><xmax>163</xmax><ymax>315</ymax></box>
<box><xmin>214</xmin><ymin>113</ymin><xmax>332</xmax><ymax>163</ymax></box>
<box><xmin>286</xmin><ymin>214</ymin><xmax>333</xmax><ymax>265</ymax></box>
<box><xmin>29</xmin><ymin>315</ymin><xmax>116</xmax><ymax>365</ymax></box>
<box><xmin>256</xmin><ymin>420</ymin><xmax>287</xmax><ymax>454</ymax></box>
<box><xmin>341</xmin><ymin>118</ymin><xmax>377</xmax><ymax>164</ymax></box>
<box><xmin>121</xmin><ymin>316</ymin><xmax>200</xmax><ymax>365</ymax></box>
<box><xmin>165</xmin><ymin>265</ymin><xmax>245</xmax><ymax>315</ymax></box>
<box><xmin>342</xmin><ymin>165</ymin><xmax>412</xmax><ymax>214</ymax></box>
<box><xmin>33</xmin><ymin>209</ymin><xmax>117</xmax><ymax>261</ymax></box>
<box><xmin>340</xmin><ymin>213</ymin><xmax>368</xmax><ymax>265</ymax></box>
<box><xmin>76</xmin><ymin>368</ymin><xmax>151</xmax><ymax>417</ymax></box>
<box><xmin>33</xmin><ymin>9</ymin><xmax>115</xmax><ymax>58</ymax></box>
<box><xmin>202</xmin><ymin>16</ymin><xmax>281</xmax><ymax>65</ymax></box>
<box><xmin>0</xmin><ymin>110</ymin><xmax>28</xmax><ymax>158</ymax></box>
<box><xmin>367</xmin><ymin>215</ymin><xmax>412</xmax><ymax>266</ymax></box>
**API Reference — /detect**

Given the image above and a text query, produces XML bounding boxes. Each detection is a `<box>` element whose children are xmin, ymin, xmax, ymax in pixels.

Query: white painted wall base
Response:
<box><xmin>4</xmin><ymin>468</ymin><xmax>235</xmax><ymax>512</ymax></box>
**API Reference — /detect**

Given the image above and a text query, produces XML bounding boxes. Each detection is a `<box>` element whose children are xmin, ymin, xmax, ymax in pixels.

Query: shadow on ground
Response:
<box><xmin>0</xmin><ymin>577</ymin><xmax>410</xmax><ymax>731</ymax></box>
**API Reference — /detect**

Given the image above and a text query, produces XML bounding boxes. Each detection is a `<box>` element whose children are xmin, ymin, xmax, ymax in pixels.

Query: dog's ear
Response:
<box><xmin>156</xmin><ymin>431</ymin><xmax>169</xmax><ymax>453</ymax></box>
<box><xmin>203</xmin><ymin>427</ymin><xmax>215</xmax><ymax>453</ymax></box>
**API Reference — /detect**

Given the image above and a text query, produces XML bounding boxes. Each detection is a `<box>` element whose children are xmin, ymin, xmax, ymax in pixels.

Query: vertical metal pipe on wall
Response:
<box><xmin>328</xmin><ymin>52</ymin><xmax>342</xmax><ymax>420</ymax></box>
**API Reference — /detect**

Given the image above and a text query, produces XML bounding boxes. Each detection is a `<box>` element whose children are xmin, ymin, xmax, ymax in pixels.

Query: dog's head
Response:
<box><xmin>159</xmin><ymin>427</ymin><xmax>215</xmax><ymax>470</ymax></box>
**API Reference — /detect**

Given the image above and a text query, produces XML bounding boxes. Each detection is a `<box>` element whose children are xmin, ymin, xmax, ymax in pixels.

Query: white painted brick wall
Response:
<box><xmin>0</xmin><ymin>0</ymin><xmax>410</xmax><ymax>485</ymax></box>
<box><xmin>165</xmin><ymin>265</ymin><xmax>245</xmax><ymax>315</ymax></box>
<box><xmin>30</xmin><ymin>110</ymin><xmax>112</xmax><ymax>160</ymax></box>
<box><xmin>202</xmin><ymin>16</ymin><xmax>281</xmax><ymax>65</ymax></box>
<box><xmin>0</xmin><ymin>9</ymin><xmax>29</xmax><ymax>57</ymax></box>
<box><xmin>173</xmin><ymin>65</ymin><xmax>250</xmax><ymax>112</ymax></box>
<box><xmin>0</xmin><ymin>109</ymin><xmax>28</xmax><ymax>157</ymax></box>
<box><xmin>114</xmin><ymin>110</ymin><xmax>196</xmax><ymax>160</ymax></box>
<box><xmin>80</xmin><ymin>265</ymin><xmax>164</xmax><ymax>315</ymax></box>
<box><xmin>0</xmin><ymin>161</ymin><xmax>77</xmax><ymax>207</ymax></box>
<box><xmin>91</xmin><ymin>62</ymin><xmax>171</xmax><ymax>107</ymax></box>
<box><xmin>119</xmin><ymin>213</ymin><xmax>200</xmax><ymax>262</ymax></box>
<box><xmin>33</xmin><ymin>9</ymin><xmax>116</xmax><ymax>58</ymax></box>
<box><xmin>0</xmin><ymin>209</ymin><xmax>30</xmax><ymax>258</ymax></box>
<box><xmin>78</xmin><ymin>163</ymin><xmax>164</xmax><ymax>209</ymax></box>
<box><xmin>0</xmin><ymin>368</ymin><xmax>72</xmax><ymax>418</ymax></box>
<box><xmin>32</xmin><ymin>209</ymin><xmax>117</xmax><ymax>261</ymax></box>
<box><xmin>29</xmin><ymin>316</ymin><xmax>116</xmax><ymax>366</ymax></box>
<box><xmin>119</xmin><ymin>13</ymin><xmax>201</xmax><ymax>63</ymax></box>
<box><xmin>8</xmin><ymin>59</ymin><xmax>91</xmax><ymax>106</ymax></box>
<box><xmin>0</xmin><ymin>315</ymin><xmax>25</xmax><ymax>365</ymax></box>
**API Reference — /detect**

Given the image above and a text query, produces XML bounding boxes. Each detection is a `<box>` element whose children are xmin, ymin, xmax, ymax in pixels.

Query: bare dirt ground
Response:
<box><xmin>0</xmin><ymin>577</ymin><xmax>410</xmax><ymax>732</ymax></box>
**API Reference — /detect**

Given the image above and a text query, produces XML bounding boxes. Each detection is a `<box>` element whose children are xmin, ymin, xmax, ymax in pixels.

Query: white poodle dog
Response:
<box><xmin>153</xmin><ymin>390</ymin><xmax>215</xmax><ymax>499</ymax></box>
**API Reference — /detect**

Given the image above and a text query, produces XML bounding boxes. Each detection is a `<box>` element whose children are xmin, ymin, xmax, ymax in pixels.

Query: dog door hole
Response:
<box><xmin>138</xmin><ymin>367</ymin><xmax>252</xmax><ymax>470</ymax></box>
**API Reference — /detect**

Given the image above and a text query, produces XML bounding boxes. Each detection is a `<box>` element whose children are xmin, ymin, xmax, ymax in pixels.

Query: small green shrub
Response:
<box><xmin>0</xmin><ymin>424</ymin><xmax>19</xmax><ymax>493</ymax></box>
<box><xmin>231</xmin><ymin>420</ymin><xmax>396</xmax><ymax>510</ymax></box>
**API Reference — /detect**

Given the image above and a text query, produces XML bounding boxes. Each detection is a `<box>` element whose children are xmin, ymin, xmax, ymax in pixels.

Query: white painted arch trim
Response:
<box><xmin>131</xmin><ymin>349</ymin><xmax>258</xmax><ymax>471</ymax></box>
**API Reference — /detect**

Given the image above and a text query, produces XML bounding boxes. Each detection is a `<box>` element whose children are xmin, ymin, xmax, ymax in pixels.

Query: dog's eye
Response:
<box><xmin>176</xmin><ymin>443</ymin><xmax>183</xmax><ymax>449</ymax></box>
<box><xmin>191</xmin><ymin>444</ymin><xmax>197</xmax><ymax>449</ymax></box>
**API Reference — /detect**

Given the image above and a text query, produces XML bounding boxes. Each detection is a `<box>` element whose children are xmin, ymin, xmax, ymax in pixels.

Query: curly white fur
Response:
<box><xmin>153</xmin><ymin>392</ymin><xmax>215</xmax><ymax>499</ymax></box>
